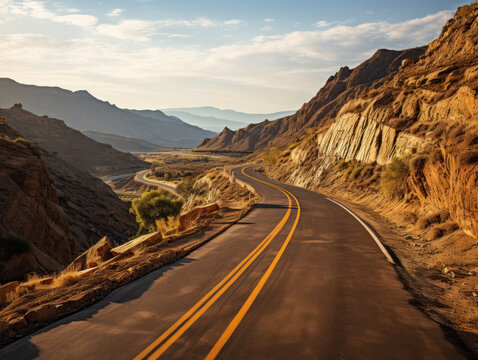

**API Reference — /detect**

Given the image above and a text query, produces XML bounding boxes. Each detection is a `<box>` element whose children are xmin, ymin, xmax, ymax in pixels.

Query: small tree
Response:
<box><xmin>130</xmin><ymin>191</ymin><xmax>183</xmax><ymax>235</ymax></box>
<box><xmin>381</xmin><ymin>156</ymin><xmax>410</xmax><ymax>199</ymax></box>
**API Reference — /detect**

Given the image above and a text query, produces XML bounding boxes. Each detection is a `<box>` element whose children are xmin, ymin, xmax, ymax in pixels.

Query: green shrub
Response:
<box><xmin>176</xmin><ymin>177</ymin><xmax>195</xmax><ymax>196</ymax></box>
<box><xmin>263</xmin><ymin>147</ymin><xmax>281</xmax><ymax>165</ymax></box>
<box><xmin>381</xmin><ymin>157</ymin><xmax>410</xmax><ymax>198</ymax></box>
<box><xmin>130</xmin><ymin>191</ymin><xmax>183</xmax><ymax>235</ymax></box>
<box><xmin>14</xmin><ymin>137</ymin><xmax>40</xmax><ymax>157</ymax></box>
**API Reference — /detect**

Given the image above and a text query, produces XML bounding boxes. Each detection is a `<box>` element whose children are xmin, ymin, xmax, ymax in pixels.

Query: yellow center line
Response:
<box><xmin>134</xmin><ymin>166</ymin><xmax>294</xmax><ymax>360</ymax></box>
<box><xmin>205</xmin><ymin>177</ymin><xmax>301</xmax><ymax>359</ymax></box>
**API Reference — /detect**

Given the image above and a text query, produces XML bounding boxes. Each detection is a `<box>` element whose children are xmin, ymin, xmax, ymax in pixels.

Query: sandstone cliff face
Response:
<box><xmin>272</xmin><ymin>3</ymin><xmax>478</xmax><ymax>240</ymax></box>
<box><xmin>198</xmin><ymin>47</ymin><xmax>426</xmax><ymax>152</ymax></box>
<box><xmin>0</xmin><ymin>105</ymin><xmax>147</xmax><ymax>177</ymax></box>
<box><xmin>0</xmin><ymin>125</ymin><xmax>74</xmax><ymax>282</ymax></box>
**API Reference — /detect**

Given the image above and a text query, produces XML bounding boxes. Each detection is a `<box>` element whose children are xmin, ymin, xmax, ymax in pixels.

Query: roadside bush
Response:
<box><xmin>263</xmin><ymin>147</ymin><xmax>281</xmax><ymax>165</ymax></box>
<box><xmin>176</xmin><ymin>177</ymin><xmax>195</xmax><ymax>196</ymax></box>
<box><xmin>130</xmin><ymin>191</ymin><xmax>183</xmax><ymax>235</ymax></box>
<box><xmin>155</xmin><ymin>216</ymin><xmax>180</xmax><ymax>235</ymax></box>
<box><xmin>381</xmin><ymin>156</ymin><xmax>410</xmax><ymax>199</ymax></box>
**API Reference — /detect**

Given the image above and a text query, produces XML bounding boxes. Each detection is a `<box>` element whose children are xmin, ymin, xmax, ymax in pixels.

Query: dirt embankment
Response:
<box><xmin>0</xmin><ymin>167</ymin><xmax>259</xmax><ymax>346</ymax></box>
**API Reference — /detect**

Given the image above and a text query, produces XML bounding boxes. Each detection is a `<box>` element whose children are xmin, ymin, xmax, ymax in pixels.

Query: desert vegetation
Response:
<box><xmin>143</xmin><ymin>151</ymin><xmax>232</xmax><ymax>184</ymax></box>
<box><xmin>130</xmin><ymin>191</ymin><xmax>183</xmax><ymax>235</ymax></box>
<box><xmin>381</xmin><ymin>156</ymin><xmax>410</xmax><ymax>199</ymax></box>
<box><xmin>263</xmin><ymin>147</ymin><xmax>281</xmax><ymax>164</ymax></box>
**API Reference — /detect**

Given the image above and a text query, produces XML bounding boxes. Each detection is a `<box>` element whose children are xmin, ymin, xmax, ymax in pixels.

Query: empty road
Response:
<box><xmin>0</xmin><ymin>166</ymin><xmax>472</xmax><ymax>359</ymax></box>
<box><xmin>135</xmin><ymin>170</ymin><xmax>180</xmax><ymax>196</ymax></box>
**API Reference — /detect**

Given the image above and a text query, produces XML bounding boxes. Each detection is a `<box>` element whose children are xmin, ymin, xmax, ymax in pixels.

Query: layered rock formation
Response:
<box><xmin>197</xmin><ymin>47</ymin><xmax>426</xmax><ymax>152</ymax></box>
<box><xmin>275</xmin><ymin>2</ymin><xmax>478</xmax><ymax>239</ymax></box>
<box><xmin>0</xmin><ymin>121</ymin><xmax>138</xmax><ymax>282</ymax></box>
<box><xmin>0</xmin><ymin>105</ymin><xmax>147</xmax><ymax>177</ymax></box>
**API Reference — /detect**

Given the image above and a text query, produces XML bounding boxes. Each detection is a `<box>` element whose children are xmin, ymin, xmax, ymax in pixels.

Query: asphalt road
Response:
<box><xmin>135</xmin><ymin>170</ymin><xmax>180</xmax><ymax>196</ymax></box>
<box><xmin>0</xmin><ymin>166</ymin><xmax>472</xmax><ymax>359</ymax></box>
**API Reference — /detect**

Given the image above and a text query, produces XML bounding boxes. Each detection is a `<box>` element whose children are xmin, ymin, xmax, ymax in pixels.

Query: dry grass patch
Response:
<box><xmin>155</xmin><ymin>216</ymin><xmax>179</xmax><ymax>236</ymax></box>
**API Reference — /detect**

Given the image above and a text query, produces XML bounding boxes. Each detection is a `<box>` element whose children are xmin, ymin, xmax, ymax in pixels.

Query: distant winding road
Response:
<box><xmin>0</xmin><ymin>166</ymin><xmax>472</xmax><ymax>359</ymax></box>
<box><xmin>134</xmin><ymin>170</ymin><xmax>180</xmax><ymax>196</ymax></box>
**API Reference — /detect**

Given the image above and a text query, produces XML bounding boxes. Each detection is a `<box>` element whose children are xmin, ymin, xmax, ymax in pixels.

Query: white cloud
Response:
<box><xmin>54</xmin><ymin>14</ymin><xmax>98</xmax><ymax>27</ymax></box>
<box><xmin>264</xmin><ymin>18</ymin><xmax>275</xmax><ymax>23</ymax></box>
<box><xmin>156</xmin><ymin>17</ymin><xmax>244</xmax><ymax>28</ymax></box>
<box><xmin>316</xmin><ymin>20</ymin><xmax>331</xmax><ymax>28</ymax></box>
<box><xmin>107</xmin><ymin>8</ymin><xmax>123</xmax><ymax>17</ymax></box>
<box><xmin>5</xmin><ymin>0</ymin><xmax>97</xmax><ymax>28</ymax></box>
<box><xmin>97</xmin><ymin>20</ymin><xmax>157</xmax><ymax>41</ymax></box>
<box><xmin>0</xmin><ymin>7</ymin><xmax>454</xmax><ymax>111</ymax></box>
<box><xmin>224</xmin><ymin>19</ymin><xmax>244</xmax><ymax>26</ymax></box>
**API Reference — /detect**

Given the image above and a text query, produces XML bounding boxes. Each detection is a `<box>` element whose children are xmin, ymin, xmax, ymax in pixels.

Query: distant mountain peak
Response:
<box><xmin>74</xmin><ymin>90</ymin><xmax>95</xmax><ymax>98</ymax></box>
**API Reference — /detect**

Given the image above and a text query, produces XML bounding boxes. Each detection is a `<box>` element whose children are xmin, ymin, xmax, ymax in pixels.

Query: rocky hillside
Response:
<box><xmin>0</xmin><ymin>105</ymin><xmax>147</xmax><ymax>177</ymax></box>
<box><xmin>0</xmin><ymin>79</ymin><xmax>216</xmax><ymax>149</ymax></box>
<box><xmin>263</xmin><ymin>2</ymin><xmax>478</xmax><ymax>348</ymax></box>
<box><xmin>274</xmin><ymin>2</ymin><xmax>478</xmax><ymax>239</ymax></box>
<box><xmin>0</xmin><ymin>121</ymin><xmax>138</xmax><ymax>282</ymax></box>
<box><xmin>197</xmin><ymin>47</ymin><xmax>426</xmax><ymax>152</ymax></box>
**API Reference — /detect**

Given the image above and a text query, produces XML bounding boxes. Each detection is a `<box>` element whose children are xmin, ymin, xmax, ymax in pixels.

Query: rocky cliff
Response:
<box><xmin>263</xmin><ymin>3</ymin><xmax>478</xmax><ymax>345</ymax></box>
<box><xmin>0</xmin><ymin>121</ymin><xmax>138</xmax><ymax>282</ymax></box>
<box><xmin>0</xmin><ymin>121</ymin><xmax>73</xmax><ymax>281</ymax></box>
<box><xmin>197</xmin><ymin>47</ymin><xmax>426</xmax><ymax>152</ymax></box>
<box><xmin>273</xmin><ymin>2</ymin><xmax>478</xmax><ymax>239</ymax></box>
<box><xmin>0</xmin><ymin>105</ymin><xmax>147</xmax><ymax>177</ymax></box>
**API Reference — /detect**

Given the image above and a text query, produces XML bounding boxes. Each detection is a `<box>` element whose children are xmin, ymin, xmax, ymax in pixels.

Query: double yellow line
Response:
<box><xmin>134</xmin><ymin>167</ymin><xmax>301</xmax><ymax>360</ymax></box>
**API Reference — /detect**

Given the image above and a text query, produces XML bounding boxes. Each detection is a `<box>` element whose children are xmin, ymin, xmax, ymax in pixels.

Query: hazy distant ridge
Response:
<box><xmin>0</xmin><ymin>78</ymin><xmax>216</xmax><ymax>149</ymax></box>
<box><xmin>162</xmin><ymin>106</ymin><xmax>295</xmax><ymax>132</ymax></box>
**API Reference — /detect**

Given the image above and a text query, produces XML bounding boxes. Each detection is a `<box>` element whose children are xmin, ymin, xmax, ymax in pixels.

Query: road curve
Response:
<box><xmin>134</xmin><ymin>170</ymin><xmax>180</xmax><ymax>196</ymax></box>
<box><xmin>0</xmin><ymin>166</ymin><xmax>472</xmax><ymax>359</ymax></box>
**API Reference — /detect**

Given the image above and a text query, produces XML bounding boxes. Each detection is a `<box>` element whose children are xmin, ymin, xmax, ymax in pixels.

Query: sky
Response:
<box><xmin>0</xmin><ymin>0</ymin><xmax>470</xmax><ymax>113</ymax></box>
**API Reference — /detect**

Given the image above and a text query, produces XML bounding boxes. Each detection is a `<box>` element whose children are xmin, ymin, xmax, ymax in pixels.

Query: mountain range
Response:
<box><xmin>0</xmin><ymin>78</ymin><xmax>216</xmax><ymax>151</ymax></box>
<box><xmin>162</xmin><ymin>107</ymin><xmax>295</xmax><ymax>132</ymax></box>
<box><xmin>197</xmin><ymin>47</ymin><xmax>426</xmax><ymax>152</ymax></box>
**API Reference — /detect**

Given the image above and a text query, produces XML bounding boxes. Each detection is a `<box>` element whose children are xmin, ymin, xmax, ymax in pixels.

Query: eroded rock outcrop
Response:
<box><xmin>0</xmin><ymin>126</ymin><xmax>74</xmax><ymax>282</ymax></box>
<box><xmin>272</xmin><ymin>2</ymin><xmax>478</xmax><ymax>239</ymax></box>
<box><xmin>198</xmin><ymin>47</ymin><xmax>426</xmax><ymax>152</ymax></box>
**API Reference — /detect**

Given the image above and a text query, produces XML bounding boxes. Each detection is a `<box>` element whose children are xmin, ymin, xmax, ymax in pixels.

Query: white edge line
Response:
<box><xmin>325</xmin><ymin>197</ymin><xmax>395</xmax><ymax>265</ymax></box>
